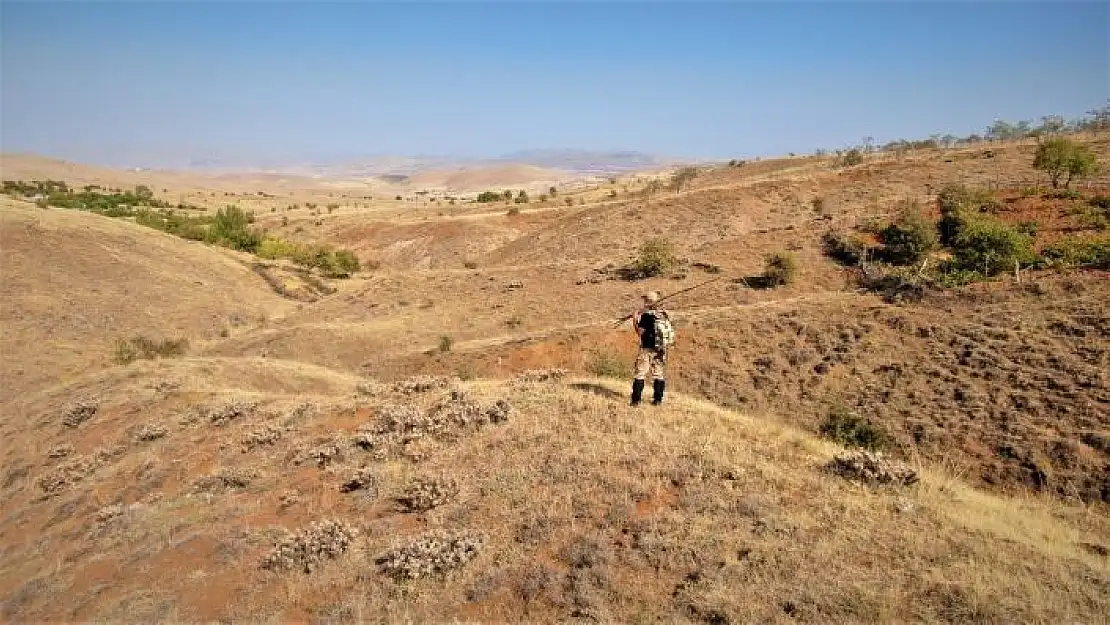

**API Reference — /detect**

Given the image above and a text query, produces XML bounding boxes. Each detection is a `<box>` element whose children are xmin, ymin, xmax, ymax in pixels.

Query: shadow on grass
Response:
<box><xmin>569</xmin><ymin>382</ymin><xmax>626</xmax><ymax>401</ymax></box>
<box><xmin>735</xmin><ymin>276</ymin><xmax>776</xmax><ymax>290</ymax></box>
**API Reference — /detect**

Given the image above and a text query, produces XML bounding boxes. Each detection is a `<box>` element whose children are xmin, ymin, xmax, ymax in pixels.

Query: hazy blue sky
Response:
<box><xmin>2</xmin><ymin>1</ymin><xmax>1107</xmax><ymax>166</ymax></box>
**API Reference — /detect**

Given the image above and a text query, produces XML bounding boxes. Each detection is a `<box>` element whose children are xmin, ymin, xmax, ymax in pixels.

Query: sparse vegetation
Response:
<box><xmin>113</xmin><ymin>336</ymin><xmax>189</xmax><ymax>364</ymax></box>
<box><xmin>819</xmin><ymin>407</ymin><xmax>888</xmax><ymax>450</ymax></box>
<box><xmin>623</xmin><ymin>237</ymin><xmax>678</xmax><ymax>279</ymax></box>
<box><xmin>762</xmin><ymin>252</ymin><xmax>798</xmax><ymax>286</ymax></box>
<box><xmin>946</xmin><ymin>215</ymin><xmax>1037</xmax><ymax>276</ymax></box>
<box><xmin>257</xmin><ymin>238</ymin><xmax>361</xmax><ymax>277</ymax></box>
<box><xmin>1033</xmin><ymin>137</ymin><xmax>1100</xmax><ymax>188</ymax></box>
<box><xmin>4</xmin><ymin>180</ymin><xmax>360</xmax><ymax>277</ymax></box>
<box><xmin>1041</xmin><ymin>237</ymin><xmax>1110</xmax><ymax>269</ymax></box>
<box><xmin>669</xmin><ymin>167</ymin><xmax>698</xmax><ymax>193</ymax></box>
<box><xmin>821</xmin><ymin>230</ymin><xmax>869</xmax><ymax>266</ymax></box>
<box><xmin>438</xmin><ymin>335</ymin><xmax>454</xmax><ymax>352</ymax></box>
<box><xmin>838</xmin><ymin>148</ymin><xmax>864</xmax><ymax>167</ymax></box>
<box><xmin>586</xmin><ymin>348</ymin><xmax>632</xmax><ymax>378</ymax></box>
<box><xmin>877</xmin><ymin>201</ymin><xmax>937</xmax><ymax>265</ymax></box>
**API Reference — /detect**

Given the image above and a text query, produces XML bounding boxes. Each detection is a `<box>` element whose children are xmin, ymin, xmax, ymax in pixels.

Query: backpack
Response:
<box><xmin>654</xmin><ymin>311</ymin><xmax>676</xmax><ymax>350</ymax></box>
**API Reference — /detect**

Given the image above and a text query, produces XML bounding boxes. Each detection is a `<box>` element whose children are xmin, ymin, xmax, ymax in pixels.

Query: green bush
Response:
<box><xmin>586</xmin><ymin>348</ymin><xmax>632</xmax><ymax>379</ymax></box>
<box><xmin>936</xmin><ymin>184</ymin><xmax>1002</xmax><ymax>245</ymax></box>
<box><xmin>763</xmin><ymin>252</ymin><xmax>798</xmax><ymax>286</ymax></box>
<box><xmin>948</xmin><ymin>215</ymin><xmax>1037</xmax><ymax>276</ymax></box>
<box><xmin>625</xmin><ymin>238</ymin><xmax>678</xmax><ymax>279</ymax></box>
<box><xmin>207</xmin><ymin>205</ymin><xmax>262</xmax><ymax>252</ymax></box>
<box><xmin>1034</xmin><ymin>137</ymin><xmax>1100</xmax><ymax>189</ymax></box>
<box><xmin>878</xmin><ymin>203</ymin><xmax>937</xmax><ymax>265</ymax></box>
<box><xmin>819</xmin><ymin>407</ymin><xmax>888</xmax><ymax>450</ymax></box>
<box><xmin>1041</xmin><ymin>238</ymin><xmax>1110</xmax><ymax>269</ymax></box>
<box><xmin>506</xmin><ymin>206</ymin><xmax>521</xmax><ymax>216</ymax></box>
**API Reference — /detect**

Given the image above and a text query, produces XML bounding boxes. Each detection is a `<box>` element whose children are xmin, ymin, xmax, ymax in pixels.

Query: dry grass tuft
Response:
<box><xmin>826</xmin><ymin>450</ymin><xmax>919</xmax><ymax>485</ymax></box>
<box><xmin>261</xmin><ymin>520</ymin><xmax>358</xmax><ymax>573</ymax></box>
<box><xmin>514</xmin><ymin>368</ymin><xmax>569</xmax><ymax>383</ymax></box>
<box><xmin>134</xmin><ymin>423</ymin><xmax>168</xmax><ymax>442</ymax></box>
<box><xmin>339</xmin><ymin>466</ymin><xmax>377</xmax><ymax>494</ymax></box>
<box><xmin>374</xmin><ymin>530</ymin><xmax>482</xmax><ymax>580</ymax></box>
<box><xmin>392</xmin><ymin>375</ymin><xmax>451</xmax><ymax>395</ymax></box>
<box><xmin>241</xmin><ymin>424</ymin><xmax>285</xmax><ymax>451</ymax></box>
<box><xmin>61</xmin><ymin>399</ymin><xmax>98</xmax><ymax>428</ymax></box>
<box><xmin>194</xmin><ymin>468</ymin><xmax>257</xmax><ymax>492</ymax></box>
<box><xmin>396</xmin><ymin>476</ymin><xmax>459</xmax><ymax>512</ymax></box>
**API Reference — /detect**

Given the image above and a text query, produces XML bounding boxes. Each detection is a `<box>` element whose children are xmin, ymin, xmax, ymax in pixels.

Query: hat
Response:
<box><xmin>642</xmin><ymin>291</ymin><xmax>660</xmax><ymax>304</ymax></box>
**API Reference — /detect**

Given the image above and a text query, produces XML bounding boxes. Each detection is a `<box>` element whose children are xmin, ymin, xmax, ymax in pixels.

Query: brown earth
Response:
<box><xmin>2</xmin><ymin>135</ymin><xmax>1109</xmax><ymax>623</ymax></box>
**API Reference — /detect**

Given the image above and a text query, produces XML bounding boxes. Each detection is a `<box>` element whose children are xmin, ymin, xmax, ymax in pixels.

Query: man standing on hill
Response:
<box><xmin>631</xmin><ymin>291</ymin><xmax>672</xmax><ymax>406</ymax></box>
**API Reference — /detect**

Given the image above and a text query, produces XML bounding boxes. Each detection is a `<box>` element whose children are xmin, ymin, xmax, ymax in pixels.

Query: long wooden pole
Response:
<box><xmin>612</xmin><ymin>276</ymin><xmax>723</xmax><ymax>327</ymax></box>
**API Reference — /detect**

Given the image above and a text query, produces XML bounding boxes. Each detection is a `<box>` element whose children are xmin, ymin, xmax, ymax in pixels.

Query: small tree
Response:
<box><xmin>514</xmin><ymin>190</ymin><xmax>529</xmax><ymax>204</ymax></box>
<box><xmin>1034</xmin><ymin>138</ymin><xmax>1100</xmax><ymax>188</ymax></box>
<box><xmin>502</xmin><ymin>190</ymin><xmax>514</xmax><ymax>201</ymax></box>
<box><xmin>549</xmin><ymin>186</ymin><xmax>557</xmax><ymax>197</ymax></box>
<box><xmin>669</xmin><ymin>167</ymin><xmax>698</xmax><ymax>193</ymax></box>
<box><xmin>763</xmin><ymin>252</ymin><xmax>798</xmax><ymax>286</ymax></box>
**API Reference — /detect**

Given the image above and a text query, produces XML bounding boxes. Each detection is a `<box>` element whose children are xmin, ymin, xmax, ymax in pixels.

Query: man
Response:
<box><xmin>631</xmin><ymin>291</ymin><xmax>670</xmax><ymax>406</ymax></box>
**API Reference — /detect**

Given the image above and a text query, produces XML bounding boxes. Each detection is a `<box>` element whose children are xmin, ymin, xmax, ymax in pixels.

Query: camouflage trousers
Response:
<box><xmin>634</xmin><ymin>348</ymin><xmax>667</xmax><ymax>381</ymax></box>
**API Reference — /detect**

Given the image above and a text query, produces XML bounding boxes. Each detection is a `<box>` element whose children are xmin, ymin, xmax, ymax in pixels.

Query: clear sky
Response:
<box><xmin>2</xmin><ymin>1</ymin><xmax>1107</xmax><ymax>166</ymax></box>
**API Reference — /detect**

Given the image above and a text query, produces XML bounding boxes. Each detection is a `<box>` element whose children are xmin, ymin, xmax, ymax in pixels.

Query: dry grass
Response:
<box><xmin>3</xmin><ymin>364</ymin><xmax>1104</xmax><ymax>623</ymax></box>
<box><xmin>3</xmin><ymin>136</ymin><xmax>1110</xmax><ymax>622</ymax></box>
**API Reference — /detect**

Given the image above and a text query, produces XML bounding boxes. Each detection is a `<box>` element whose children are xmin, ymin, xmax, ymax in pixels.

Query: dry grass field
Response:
<box><xmin>1</xmin><ymin>136</ymin><xmax>1108</xmax><ymax>623</ymax></box>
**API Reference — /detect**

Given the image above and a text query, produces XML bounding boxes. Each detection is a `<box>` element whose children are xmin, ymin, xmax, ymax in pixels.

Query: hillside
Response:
<box><xmin>2</xmin><ymin>135</ymin><xmax>1109</xmax><ymax>622</ymax></box>
<box><xmin>0</xmin><ymin>199</ymin><xmax>295</xmax><ymax>400</ymax></box>
<box><xmin>2</xmin><ymin>362</ymin><xmax>1107</xmax><ymax>623</ymax></box>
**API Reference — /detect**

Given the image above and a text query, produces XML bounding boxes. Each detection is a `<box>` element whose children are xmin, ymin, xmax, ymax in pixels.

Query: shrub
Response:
<box><xmin>822</xmin><ymin>231</ymin><xmax>869</xmax><ymax>266</ymax></box>
<box><xmin>506</xmin><ymin>206</ymin><xmax>521</xmax><ymax>216</ymax></box>
<box><xmin>762</xmin><ymin>252</ymin><xmax>798</xmax><ymax>286</ymax></box>
<box><xmin>1034</xmin><ymin>137</ymin><xmax>1100</xmax><ymax>188</ymax></box>
<box><xmin>819</xmin><ymin>407</ymin><xmax>888</xmax><ymax>450</ymax></box>
<box><xmin>948</xmin><ymin>215</ymin><xmax>1037</xmax><ymax>276</ymax></box>
<box><xmin>586</xmin><ymin>348</ymin><xmax>631</xmax><ymax>379</ymax></box>
<box><xmin>878</xmin><ymin>203</ymin><xmax>937</xmax><ymax>265</ymax></box>
<box><xmin>549</xmin><ymin>186</ymin><xmax>557</xmax><ymax>197</ymax></box>
<box><xmin>463</xmin><ymin>260</ymin><xmax>478</xmax><ymax>269</ymax></box>
<box><xmin>114</xmin><ymin>336</ymin><xmax>189</xmax><ymax>364</ymax></box>
<box><xmin>1016</xmin><ymin>221</ymin><xmax>1039</xmax><ymax>238</ymax></box>
<box><xmin>626</xmin><ymin>238</ymin><xmax>677</xmax><ymax>279</ymax></box>
<box><xmin>538</xmin><ymin>194</ymin><xmax>548</xmax><ymax>203</ymax></box>
<box><xmin>839</xmin><ymin>148</ymin><xmax>864</xmax><ymax>166</ymax></box>
<box><xmin>565</xmin><ymin>197</ymin><xmax>574</xmax><ymax>206</ymax></box>
<box><xmin>1041</xmin><ymin>238</ymin><xmax>1110</xmax><ymax>269</ymax></box>
<box><xmin>669</xmin><ymin>167</ymin><xmax>698</xmax><ymax>193</ymax></box>
<box><xmin>208</xmin><ymin>206</ymin><xmax>262</xmax><ymax>252</ymax></box>
<box><xmin>936</xmin><ymin>184</ymin><xmax>1001</xmax><ymax>245</ymax></box>
<box><xmin>438</xmin><ymin>335</ymin><xmax>453</xmax><ymax>352</ymax></box>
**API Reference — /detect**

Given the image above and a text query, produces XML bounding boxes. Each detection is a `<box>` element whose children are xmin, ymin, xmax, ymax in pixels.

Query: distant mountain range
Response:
<box><xmin>178</xmin><ymin>150</ymin><xmax>680</xmax><ymax>178</ymax></box>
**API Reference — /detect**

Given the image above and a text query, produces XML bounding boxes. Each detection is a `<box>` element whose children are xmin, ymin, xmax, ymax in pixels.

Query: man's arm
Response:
<box><xmin>632</xmin><ymin>310</ymin><xmax>644</xmax><ymax>336</ymax></box>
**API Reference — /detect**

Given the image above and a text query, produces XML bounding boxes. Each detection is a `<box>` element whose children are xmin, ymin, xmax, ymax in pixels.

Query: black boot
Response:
<box><xmin>630</xmin><ymin>379</ymin><xmax>645</xmax><ymax>406</ymax></box>
<box><xmin>651</xmin><ymin>379</ymin><xmax>666</xmax><ymax>405</ymax></box>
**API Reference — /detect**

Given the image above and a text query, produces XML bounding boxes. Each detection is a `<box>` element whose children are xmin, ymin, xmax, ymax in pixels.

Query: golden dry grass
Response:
<box><xmin>3</xmin><ymin>136</ymin><xmax>1110</xmax><ymax>623</ymax></box>
<box><xmin>1</xmin><ymin>366</ymin><xmax>1106</xmax><ymax>623</ymax></box>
